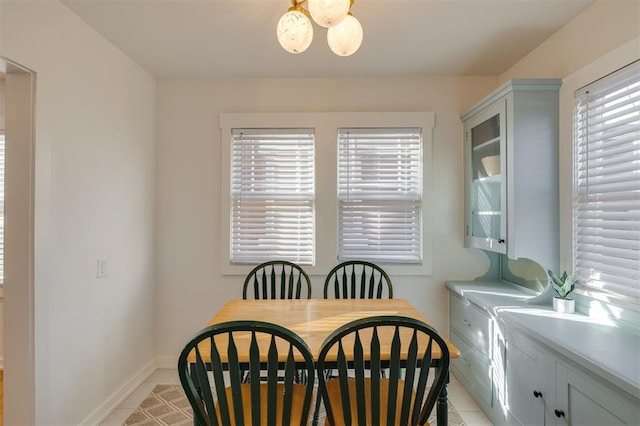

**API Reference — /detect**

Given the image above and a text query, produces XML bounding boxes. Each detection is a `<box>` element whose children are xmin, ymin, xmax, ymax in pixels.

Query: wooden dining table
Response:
<box><xmin>194</xmin><ymin>298</ymin><xmax>460</xmax><ymax>426</ymax></box>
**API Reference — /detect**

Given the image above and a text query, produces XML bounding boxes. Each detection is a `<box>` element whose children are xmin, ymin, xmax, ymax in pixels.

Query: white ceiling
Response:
<box><xmin>61</xmin><ymin>0</ymin><xmax>596</xmax><ymax>78</ymax></box>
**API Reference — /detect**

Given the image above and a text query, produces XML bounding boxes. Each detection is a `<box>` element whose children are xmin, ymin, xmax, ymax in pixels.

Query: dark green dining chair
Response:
<box><xmin>177</xmin><ymin>320</ymin><xmax>316</xmax><ymax>426</ymax></box>
<box><xmin>324</xmin><ymin>260</ymin><xmax>393</xmax><ymax>299</ymax></box>
<box><xmin>316</xmin><ymin>315</ymin><xmax>450</xmax><ymax>426</ymax></box>
<box><xmin>243</xmin><ymin>260</ymin><xmax>312</xmax><ymax>300</ymax></box>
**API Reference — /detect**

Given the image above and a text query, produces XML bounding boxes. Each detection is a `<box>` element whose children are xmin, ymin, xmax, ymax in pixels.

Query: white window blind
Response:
<box><xmin>338</xmin><ymin>127</ymin><xmax>422</xmax><ymax>263</ymax></box>
<box><xmin>231</xmin><ymin>128</ymin><xmax>315</xmax><ymax>264</ymax></box>
<box><xmin>574</xmin><ymin>60</ymin><xmax>640</xmax><ymax>299</ymax></box>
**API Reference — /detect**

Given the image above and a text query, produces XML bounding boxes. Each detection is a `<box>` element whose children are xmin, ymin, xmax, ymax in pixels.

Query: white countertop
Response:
<box><xmin>446</xmin><ymin>280</ymin><xmax>640</xmax><ymax>401</ymax></box>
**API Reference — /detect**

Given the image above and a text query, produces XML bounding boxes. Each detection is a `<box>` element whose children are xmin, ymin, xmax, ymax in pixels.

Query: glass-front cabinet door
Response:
<box><xmin>464</xmin><ymin>98</ymin><xmax>507</xmax><ymax>253</ymax></box>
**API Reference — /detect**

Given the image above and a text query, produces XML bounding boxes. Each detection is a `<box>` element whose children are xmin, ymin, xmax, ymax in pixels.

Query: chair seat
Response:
<box><xmin>216</xmin><ymin>383</ymin><xmax>309</xmax><ymax>426</ymax></box>
<box><xmin>324</xmin><ymin>377</ymin><xmax>430</xmax><ymax>426</ymax></box>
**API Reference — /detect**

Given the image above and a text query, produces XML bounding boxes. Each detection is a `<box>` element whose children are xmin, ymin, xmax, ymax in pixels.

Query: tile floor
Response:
<box><xmin>100</xmin><ymin>368</ymin><xmax>493</xmax><ymax>425</ymax></box>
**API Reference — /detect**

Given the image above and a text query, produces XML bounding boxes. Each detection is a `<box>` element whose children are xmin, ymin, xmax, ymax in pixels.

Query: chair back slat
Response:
<box><xmin>266</xmin><ymin>336</ymin><xmax>279</xmax><ymax>426</ymax></box>
<box><xmin>281</xmin><ymin>347</ymin><xmax>297</xmax><ymax>425</ymax></box>
<box><xmin>400</xmin><ymin>330</ymin><xmax>420</xmax><ymax>425</ymax></box>
<box><xmin>376</xmin><ymin>274</ymin><xmax>384</xmax><ymax>298</ymax></box>
<box><xmin>353</xmin><ymin>331</ymin><xmax>367</xmax><ymax>424</ymax></box>
<box><xmin>278</xmin><ymin>266</ymin><xmax>286</xmax><ymax>299</ymax></box>
<box><xmin>269</xmin><ymin>267</ymin><xmax>277</xmax><ymax>300</ymax></box>
<box><xmin>324</xmin><ymin>261</ymin><xmax>393</xmax><ymax>299</ymax></box>
<box><xmin>249</xmin><ymin>332</ymin><xmax>261</xmax><ymax>424</ymax></box>
<box><xmin>225</xmin><ymin>334</ymin><xmax>245</xmax><ymax>425</ymax></box>
<box><xmin>371</xmin><ymin>327</ymin><xmax>381</xmax><ymax>423</ymax></box>
<box><xmin>336</xmin><ymin>340</ymin><xmax>352</xmax><ymax>424</ymax></box>
<box><xmin>317</xmin><ymin>315</ymin><xmax>450</xmax><ymax>426</ymax></box>
<box><xmin>419</xmin><ymin>339</ymin><xmax>443</xmax><ymax>423</ymax></box>
<box><xmin>260</xmin><ymin>268</ymin><xmax>269</xmax><ymax>299</ymax></box>
<box><xmin>178</xmin><ymin>321</ymin><xmax>315</xmax><ymax>426</ymax></box>
<box><xmin>195</xmin><ymin>346</ymin><xmax>220</xmax><ymax>426</ymax></box>
<box><xmin>243</xmin><ymin>261</ymin><xmax>311</xmax><ymax>300</ymax></box>
<box><xmin>386</xmin><ymin>326</ymin><xmax>402</xmax><ymax>423</ymax></box>
<box><xmin>350</xmin><ymin>266</ymin><xmax>357</xmax><ymax>298</ymax></box>
<box><xmin>342</xmin><ymin>268</ymin><xmax>349</xmax><ymax>299</ymax></box>
<box><xmin>359</xmin><ymin>270</ymin><xmax>366</xmax><ymax>299</ymax></box>
<box><xmin>367</xmin><ymin>273</ymin><xmax>374</xmax><ymax>298</ymax></box>
<box><xmin>413</xmin><ymin>339</ymin><xmax>434</xmax><ymax>424</ymax></box>
<box><xmin>287</xmin><ymin>270</ymin><xmax>294</xmax><ymax>299</ymax></box>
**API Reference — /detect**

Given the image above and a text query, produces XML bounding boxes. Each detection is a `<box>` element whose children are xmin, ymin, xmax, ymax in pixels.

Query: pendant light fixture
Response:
<box><xmin>277</xmin><ymin>0</ymin><xmax>363</xmax><ymax>56</ymax></box>
<box><xmin>308</xmin><ymin>0</ymin><xmax>350</xmax><ymax>28</ymax></box>
<box><xmin>327</xmin><ymin>13</ymin><xmax>363</xmax><ymax>56</ymax></box>
<box><xmin>277</xmin><ymin>4</ymin><xmax>314</xmax><ymax>54</ymax></box>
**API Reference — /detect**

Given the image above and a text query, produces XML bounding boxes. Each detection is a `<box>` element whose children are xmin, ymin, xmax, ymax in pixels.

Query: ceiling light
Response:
<box><xmin>277</xmin><ymin>0</ymin><xmax>363</xmax><ymax>56</ymax></box>
<box><xmin>327</xmin><ymin>13</ymin><xmax>362</xmax><ymax>56</ymax></box>
<box><xmin>308</xmin><ymin>0</ymin><xmax>350</xmax><ymax>28</ymax></box>
<box><xmin>276</xmin><ymin>5</ymin><xmax>314</xmax><ymax>54</ymax></box>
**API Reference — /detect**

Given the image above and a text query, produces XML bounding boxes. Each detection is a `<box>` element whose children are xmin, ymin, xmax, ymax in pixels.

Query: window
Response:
<box><xmin>230</xmin><ymin>128</ymin><xmax>315</xmax><ymax>264</ymax></box>
<box><xmin>220</xmin><ymin>112</ymin><xmax>433</xmax><ymax>276</ymax></box>
<box><xmin>574</xmin><ymin>60</ymin><xmax>640</xmax><ymax>299</ymax></box>
<box><xmin>338</xmin><ymin>127</ymin><xmax>422</xmax><ymax>262</ymax></box>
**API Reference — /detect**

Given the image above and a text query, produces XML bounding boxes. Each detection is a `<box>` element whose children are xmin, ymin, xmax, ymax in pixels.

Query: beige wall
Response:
<box><xmin>498</xmin><ymin>0</ymin><xmax>640</xmax><ymax>277</ymax></box>
<box><xmin>0</xmin><ymin>1</ymin><xmax>157</xmax><ymax>424</ymax></box>
<box><xmin>499</xmin><ymin>0</ymin><xmax>639</xmax><ymax>83</ymax></box>
<box><xmin>154</xmin><ymin>76</ymin><xmax>498</xmax><ymax>361</ymax></box>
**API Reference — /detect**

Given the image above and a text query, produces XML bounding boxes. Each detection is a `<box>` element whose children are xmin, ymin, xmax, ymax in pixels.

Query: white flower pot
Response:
<box><xmin>553</xmin><ymin>297</ymin><xmax>575</xmax><ymax>314</ymax></box>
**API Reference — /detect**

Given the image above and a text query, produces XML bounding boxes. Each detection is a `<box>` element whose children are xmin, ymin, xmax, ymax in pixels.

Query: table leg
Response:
<box><xmin>437</xmin><ymin>379</ymin><xmax>449</xmax><ymax>426</ymax></box>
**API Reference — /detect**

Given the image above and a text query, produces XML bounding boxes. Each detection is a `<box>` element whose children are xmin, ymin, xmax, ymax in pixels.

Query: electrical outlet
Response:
<box><xmin>97</xmin><ymin>258</ymin><xmax>108</xmax><ymax>278</ymax></box>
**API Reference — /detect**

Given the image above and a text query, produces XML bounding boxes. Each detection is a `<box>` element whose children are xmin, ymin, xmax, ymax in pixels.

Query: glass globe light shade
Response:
<box><xmin>327</xmin><ymin>14</ymin><xmax>363</xmax><ymax>56</ymax></box>
<box><xmin>308</xmin><ymin>0</ymin><xmax>350</xmax><ymax>28</ymax></box>
<box><xmin>277</xmin><ymin>10</ymin><xmax>313</xmax><ymax>54</ymax></box>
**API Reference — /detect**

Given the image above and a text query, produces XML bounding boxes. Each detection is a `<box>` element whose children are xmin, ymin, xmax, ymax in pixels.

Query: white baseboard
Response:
<box><xmin>81</xmin><ymin>359</ymin><xmax>158</xmax><ymax>425</ymax></box>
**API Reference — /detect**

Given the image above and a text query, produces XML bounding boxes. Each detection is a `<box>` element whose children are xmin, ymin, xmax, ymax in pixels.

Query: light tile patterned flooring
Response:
<box><xmin>100</xmin><ymin>369</ymin><xmax>493</xmax><ymax>425</ymax></box>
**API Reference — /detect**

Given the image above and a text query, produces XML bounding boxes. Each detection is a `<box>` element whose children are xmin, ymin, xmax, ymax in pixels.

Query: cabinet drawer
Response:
<box><xmin>450</xmin><ymin>294</ymin><xmax>492</xmax><ymax>353</ymax></box>
<box><xmin>451</xmin><ymin>330</ymin><xmax>493</xmax><ymax>407</ymax></box>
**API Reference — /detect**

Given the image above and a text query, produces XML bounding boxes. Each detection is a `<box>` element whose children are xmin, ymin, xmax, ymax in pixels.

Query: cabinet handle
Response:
<box><xmin>498</xmin><ymin>238</ymin><xmax>505</xmax><ymax>244</ymax></box>
<box><xmin>554</xmin><ymin>409</ymin><xmax>565</xmax><ymax>418</ymax></box>
<box><xmin>533</xmin><ymin>390</ymin><xmax>542</xmax><ymax>398</ymax></box>
<box><xmin>462</xmin><ymin>319</ymin><xmax>471</xmax><ymax>327</ymax></box>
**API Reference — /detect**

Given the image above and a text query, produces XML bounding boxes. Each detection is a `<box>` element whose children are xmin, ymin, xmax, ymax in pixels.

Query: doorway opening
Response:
<box><xmin>0</xmin><ymin>57</ymin><xmax>36</xmax><ymax>426</ymax></box>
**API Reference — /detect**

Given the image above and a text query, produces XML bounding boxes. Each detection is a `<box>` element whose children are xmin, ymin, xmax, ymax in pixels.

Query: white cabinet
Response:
<box><xmin>505</xmin><ymin>326</ymin><xmax>640</xmax><ymax>426</ymax></box>
<box><xmin>505</xmin><ymin>327</ymin><xmax>555</xmax><ymax>425</ymax></box>
<box><xmin>449</xmin><ymin>293</ymin><xmax>493</xmax><ymax>406</ymax></box>
<box><xmin>461</xmin><ymin>79</ymin><xmax>561</xmax><ymax>269</ymax></box>
<box><xmin>449</xmin><ymin>292</ymin><xmax>504</xmax><ymax>415</ymax></box>
<box><xmin>447</xmin><ymin>282</ymin><xmax>640</xmax><ymax>426</ymax></box>
<box><xmin>463</xmin><ymin>98</ymin><xmax>506</xmax><ymax>253</ymax></box>
<box><xmin>554</xmin><ymin>362</ymin><xmax>640</xmax><ymax>426</ymax></box>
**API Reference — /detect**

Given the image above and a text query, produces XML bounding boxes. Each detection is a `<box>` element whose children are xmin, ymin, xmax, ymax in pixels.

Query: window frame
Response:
<box><xmin>219</xmin><ymin>112</ymin><xmax>434</xmax><ymax>277</ymax></box>
<box><xmin>572</xmin><ymin>60</ymin><xmax>640</xmax><ymax>302</ymax></box>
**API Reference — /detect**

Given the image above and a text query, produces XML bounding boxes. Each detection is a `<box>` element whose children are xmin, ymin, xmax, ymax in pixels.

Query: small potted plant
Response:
<box><xmin>547</xmin><ymin>270</ymin><xmax>577</xmax><ymax>313</ymax></box>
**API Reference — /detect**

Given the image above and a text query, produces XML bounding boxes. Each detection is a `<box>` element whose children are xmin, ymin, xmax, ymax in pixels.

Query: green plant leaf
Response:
<box><xmin>548</xmin><ymin>270</ymin><xmax>576</xmax><ymax>299</ymax></box>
